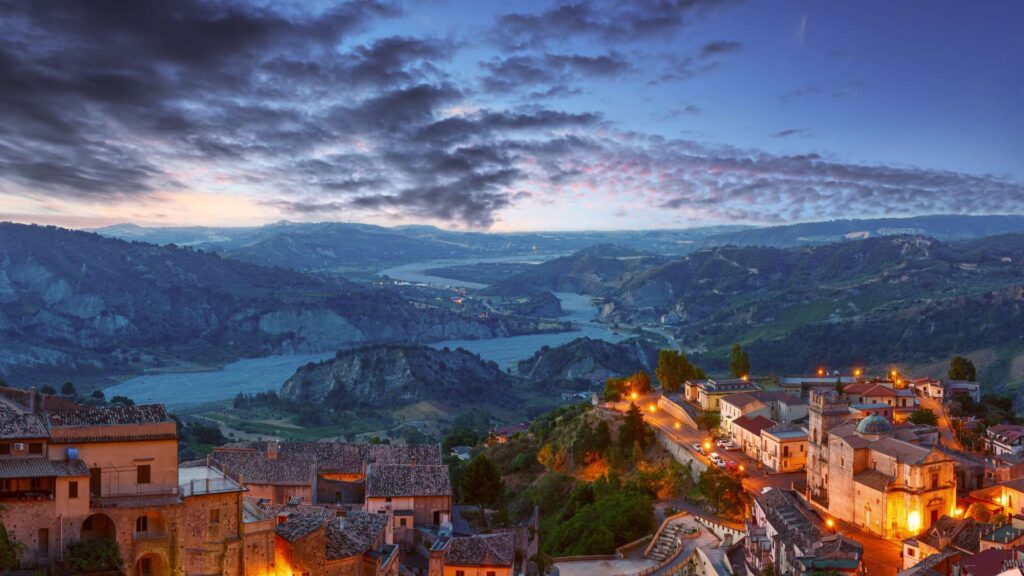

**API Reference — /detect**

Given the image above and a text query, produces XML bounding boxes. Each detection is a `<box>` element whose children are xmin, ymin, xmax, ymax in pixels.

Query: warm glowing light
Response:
<box><xmin>703</xmin><ymin>440</ymin><xmax>712</xmax><ymax>451</ymax></box>
<box><xmin>953</xmin><ymin>507</ymin><xmax>964</xmax><ymax>517</ymax></box>
<box><xmin>817</xmin><ymin>368</ymin><xmax>825</xmax><ymax>376</ymax></box>
<box><xmin>648</xmin><ymin>404</ymin><xmax>657</xmax><ymax>413</ymax></box>
<box><xmin>738</xmin><ymin>464</ymin><xmax>745</xmax><ymax>472</ymax></box>
<box><xmin>826</xmin><ymin>518</ymin><xmax>834</xmax><ymax>529</ymax></box>
<box><xmin>674</xmin><ymin>422</ymin><xmax>681</xmax><ymax>429</ymax></box>
<box><xmin>741</xmin><ymin>374</ymin><xmax>749</xmax><ymax>382</ymax></box>
<box><xmin>891</xmin><ymin>368</ymin><xmax>898</xmax><ymax>377</ymax></box>
<box><xmin>853</xmin><ymin>368</ymin><xmax>863</xmax><ymax>378</ymax></box>
<box><xmin>908</xmin><ymin>511</ymin><xmax>921</xmax><ymax>533</ymax></box>
<box><xmin>996</xmin><ymin>495</ymin><xmax>1005</xmax><ymax>505</ymax></box>
<box><xmin>630</xmin><ymin>392</ymin><xmax>638</xmax><ymax>400</ymax></box>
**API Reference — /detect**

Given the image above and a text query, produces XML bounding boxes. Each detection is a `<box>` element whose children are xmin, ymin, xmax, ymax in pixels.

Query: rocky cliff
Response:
<box><xmin>280</xmin><ymin>344</ymin><xmax>517</xmax><ymax>409</ymax></box>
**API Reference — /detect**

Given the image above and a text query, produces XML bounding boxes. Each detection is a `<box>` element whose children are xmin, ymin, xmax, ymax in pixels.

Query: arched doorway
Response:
<box><xmin>80</xmin><ymin>514</ymin><xmax>116</xmax><ymax>541</ymax></box>
<box><xmin>135</xmin><ymin>553</ymin><xmax>165</xmax><ymax>576</ymax></box>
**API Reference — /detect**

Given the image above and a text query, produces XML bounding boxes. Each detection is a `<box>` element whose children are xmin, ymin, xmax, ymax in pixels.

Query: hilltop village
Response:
<box><xmin>0</xmin><ymin>357</ymin><xmax>1022</xmax><ymax>576</ymax></box>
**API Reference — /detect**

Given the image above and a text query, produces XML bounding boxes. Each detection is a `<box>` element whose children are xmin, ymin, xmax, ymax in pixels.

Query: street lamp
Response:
<box><xmin>674</xmin><ymin>422</ymin><xmax>681</xmax><ymax>430</ymax></box>
<box><xmin>703</xmin><ymin>440</ymin><xmax>712</xmax><ymax>451</ymax></box>
<box><xmin>630</xmin><ymin>392</ymin><xmax>638</xmax><ymax>400</ymax></box>
<box><xmin>826</xmin><ymin>518</ymin><xmax>835</xmax><ymax>530</ymax></box>
<box><xmin>648</xmin><ymin>404</ymin><xmax>656</xmax><ymax>413</ymax></box>
<box><xmin>853</xmin><ymin>368</ymin><xmax>863</xmax><ymax>378</ymax></box>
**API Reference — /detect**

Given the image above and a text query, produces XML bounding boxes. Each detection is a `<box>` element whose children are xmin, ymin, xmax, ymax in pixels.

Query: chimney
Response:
<box><xmin>411</xmin><ymin>455</ymin><xmax>417</xmax><ymax>467</ymax></box>
<box><xmin>267</xmin><ymin>441</ymin><xmax>279</xmax><ymax>460</ymax></box>
<box><xmin>28</xmin><ymin>387</ymin><xmax>38</xmax><ymax>413</ymax></box>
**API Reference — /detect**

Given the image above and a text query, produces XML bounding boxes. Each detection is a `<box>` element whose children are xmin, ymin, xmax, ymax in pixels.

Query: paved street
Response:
<box><xmin>918</xmin><ymin>393</ymin><xmax>963</xmax><ymax>450</ymax></box>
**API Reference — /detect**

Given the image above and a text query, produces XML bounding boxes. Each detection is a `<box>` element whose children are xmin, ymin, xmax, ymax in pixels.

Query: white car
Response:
<box><xmin>691</xmin><ymin>443</ymin><xmax>704</xmax><ymax>455</ymax></box>
<box><xmin>724</xmin><ymin>441</ymin><xmax>739</xmax><ymax>451</ymax></box>
<box><xmin>715</xmin><ymin>438</ymin><xmax>728</xmax><ymax>448</ymax></box>
<box><xmin>708</xmin><ymin>452</ymin><xmax>724</xmax><ymax>466</ymax></box>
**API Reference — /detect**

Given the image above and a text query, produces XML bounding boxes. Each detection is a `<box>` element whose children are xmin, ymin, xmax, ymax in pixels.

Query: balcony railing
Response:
<box><xmin>91</xmin><ymin>487</ymin><xmax>181</xmax><ymax>508</ymax></box>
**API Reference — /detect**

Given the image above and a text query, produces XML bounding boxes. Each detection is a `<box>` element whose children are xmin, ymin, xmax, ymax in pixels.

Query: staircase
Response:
<box><xmin>646</xmin><ymin>522</ymin><xmax>684</xmax><ymax>562</ymax></box>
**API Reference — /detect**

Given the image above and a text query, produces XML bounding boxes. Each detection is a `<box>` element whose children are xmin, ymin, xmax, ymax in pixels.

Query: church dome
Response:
<box><xmin>856</xmin><ymin>414</ymin><xmax>894</xmax><ymax>436</ymax></box>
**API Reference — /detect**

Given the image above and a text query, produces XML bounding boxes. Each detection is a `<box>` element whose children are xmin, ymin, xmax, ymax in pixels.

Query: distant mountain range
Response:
<box><xmin>699</xmin><ymin>214</ymin><xmax>1024</xmax><ymax>248</ymax></box>
<box><xmin>91</xmin><ymin>221</ymin><xmax>747</xmax><ymax>276</ymax></box>
<box><xmin>0</xmin><ymin>224</ymin><xmax>513</xmax><ymax>385</ymax></box>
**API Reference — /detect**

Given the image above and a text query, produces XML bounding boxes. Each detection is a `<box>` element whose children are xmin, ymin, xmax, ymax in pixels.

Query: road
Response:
<box><xmin>918</xmin><ymin>393</ymin><xmax>963</xmax><ymax>451</ymax></box>
<box><xmin>609</xmin><ymin>394</ymin><xmax>902</xmax><ymax>576</ymax></box>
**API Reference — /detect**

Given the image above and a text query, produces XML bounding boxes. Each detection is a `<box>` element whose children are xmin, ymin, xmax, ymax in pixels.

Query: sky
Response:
<box><xmin>0</xmin><ymin>0</ymin><xmax>1022</xmax><ymax>231</ymax></box>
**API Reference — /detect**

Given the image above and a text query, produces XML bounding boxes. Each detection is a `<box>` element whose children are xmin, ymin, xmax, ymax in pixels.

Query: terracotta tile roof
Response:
<box><xmin>0</xmin><ymin>387</ymin><xmax>86</xmax><ymax>411</ymax></box>
<box><xmin>733</xmin><ymin>414</ymin><xmax>777</xmax><ymax>437</ymax></box>
<box><xmin>0</xmin><ymin>457</ymin><xmax>89</xmax><ymax>479</ymax></box>
<box><xmin>274</xmin><ymin>512</ymin><xmax>326</xmax><ymax>542</ymax></box>
<box><xmin>326</xmin><ymin>511</ymin><xmax>388</xmax><ymax>560</ymax></box>
<box><xmin>197</xmin><ymin>450</ymin><xmax>317</xmax><ymax>486</ymax></box>
<box><xmin>954</xmin><ymin>547</ymin><xmax>1016</xmax><ymax>576</ymax></box>
<box><xmin>444</xmin><ymin>533</ymin><xmax>515</xmax><ymax>567</ymax></box>
<box><xmin>365</xmin><ymin>464</ymin><xmax>451</xmax><ymax>498</ymax></box>
<box><xmin>854</xmin><ymin>469</ymin><xmax>894</xmax><ymax>492</ymax></box>
<box><xmin>0</xmin><ymin>403</ymin><xmax>49</xmax><ymax>440</ymax></box>
<box><xmin>215</xmin><ymin>441</ymin><xmax>441</xmax><ymax>474</ymax></box>
<box><xmin>989</xmin><ymin>425</ymin><xmax>1024</xmax><ymax>444</ymax></box>
<box><xmin>49</xmin><ymin>404</ymin><xmax>171</xmax><ymax>427</ymax></box>
<box><xmin>720</xmin><ymin>393</ymin><xmax>765</xmax><ymax>412</ymax></box>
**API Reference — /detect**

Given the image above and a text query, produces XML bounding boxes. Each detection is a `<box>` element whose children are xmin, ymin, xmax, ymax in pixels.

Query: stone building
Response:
<box><xmin>683</xmin><ymin>378</ymin><xmax>760</xmax><ymax>411</ymax></box>
<box><xmin>744</xmin><ymin>488</ymin><xmax>862</xmax><ymax>575</ymax></box>
<box><xmin>806</xmin><ymin>390</ymin><xmax>956</xmax><ymax>539</ymax></box>
<box><xmin>428</xmin><ymin>532</ymin><xmax>515</xmax><ymax>576</ymax></box>
<box><xmin>761</xmin><ymin>424</ymin><xmax>808</xmax><ymax>473</ymax></box>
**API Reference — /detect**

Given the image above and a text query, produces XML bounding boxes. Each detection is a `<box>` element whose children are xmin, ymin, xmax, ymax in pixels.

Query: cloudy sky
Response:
<box><xmin>1</xmin><ymin>0</ymin><xmax>1022</xmax><ymax>231</ymax></box>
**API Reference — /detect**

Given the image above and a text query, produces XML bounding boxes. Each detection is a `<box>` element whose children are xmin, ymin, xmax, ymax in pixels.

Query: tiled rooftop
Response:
<box><xmin>215</xmin><ymin>441</ymin><xmax>441</xmax><ymax>474</ymax></box>
<box><xmin>188</xmin><ymin>450</ymin><xmax>317</xmax><ymax>486</ymax></box>
<box><xmin>0</xmin><ymin>457</ymin><xmax>89</xmax><ymax>479</ymax></box>
<box><xmin>365</xmin><ymin>464</ymin><xmax>451</xmax><ymax>498</ymax></box>
<box><xmin>444</xmin><ymin>533</ymin><xmax>515</xmax><ymax>567</ymax></box>
<box><xmin>0</xmin><ymin>403</ymin><xmax>49</xmax><ymax>440</ymax></box>
<box><xmin>49</xmin><ymin>404</ymin><xmax>171</xmax><ymax>427</ymax></box>
<box><xmin>326</xmin><ymin>511</ymin><xmax>387</xmax><ymax>560</ymax></box>
<box><xmin>733</xmin><ymin>414</ymin><xmax>777</xmax><ymax>436</ymax></box>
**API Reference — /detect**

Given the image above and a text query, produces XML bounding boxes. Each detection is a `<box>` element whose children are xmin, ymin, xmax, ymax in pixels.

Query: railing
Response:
<box><xmin>91</xmin><ymin>487</ymin><xmax>180</xmax><ymax>508</ymax></box>
<box><xmin>180</xmin><ymin>477</ymin><xmax>241</xmax><ymax>496</ymax></box>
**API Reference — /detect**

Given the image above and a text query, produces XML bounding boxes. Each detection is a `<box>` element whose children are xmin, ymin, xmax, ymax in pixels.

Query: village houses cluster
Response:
<box><xmin>0</xmin><ymin>386</ymin><xmax>517</xmax><ymax>576</ymax></box>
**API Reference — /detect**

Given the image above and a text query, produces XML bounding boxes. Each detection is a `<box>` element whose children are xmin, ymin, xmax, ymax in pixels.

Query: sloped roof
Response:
<box><xmin>0</xmin><ymin>457</ymin><xmax>89</xmax><ymax>479</ymax></box>
<box><xmin>733</xmin><ymin>414</ymin><xmax>777</xmax><ymax>436</ymax></box>
<box><xmin>872</xmin><ymin>437</ymin><xmax>932</xmax><ymax>465</ymax></box>
<box><xmin>214</xmin><ymin>440</ymin><xmax>441</xmax><ymax>474</ymax></box>
<box><xmin>326</xmin><ymin>511</ymin><xmax>388</xmax><ymax>560</ymax></box>
<box><xmin>49</xmin><ymin>404</ymin><xmax>170</xmax><ymax>427</ymax></box>
<box><xmin>854</xmin><ymin>469</ymin><xmax>894</xmax><ymax>492</ymax></box>
<box><xmin>720</xmin><ymin>393</ymin><xmax>765</xmax><ymax>412</ymax></box>
<box><xmin>366</xmin><ymin>464</ymin><xmax>451</xmax><ymax>498</ymax></box>
<box><xmin>445</xmin><ymin>533</ymin><xmax>515</xmax><ymax>567</ymax></box>
<box><xmin>0</xmin><ymin>403</ymin><xmax>49</xmax><ymax>440</ymax></box>
<box><xmin>192</xmin><ymin>450</ymin><xmax>316</xmax><ymax>486</ymax></box>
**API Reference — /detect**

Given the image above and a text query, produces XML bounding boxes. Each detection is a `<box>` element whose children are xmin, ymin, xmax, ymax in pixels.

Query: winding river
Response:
<box><xmin>105</xmin><ymin>254</ymin><xmax>624</xmax><ymax>406</ymax></box>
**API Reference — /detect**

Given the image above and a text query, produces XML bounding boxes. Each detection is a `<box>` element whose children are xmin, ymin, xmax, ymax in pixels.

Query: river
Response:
<box><xmin>106</xmin><ymin>254</ymin><xmax>624</xmax><ymax>406</ymax></box>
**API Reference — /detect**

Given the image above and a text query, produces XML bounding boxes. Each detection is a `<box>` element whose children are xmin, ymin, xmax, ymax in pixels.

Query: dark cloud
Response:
<box><xmin>493</xmin><ymin>0</ymin><xmax>742</xmax><ymax>49</ymax></box>
<box><xmin>480</xmin><ymin>52</ymin><xmax>630</xmax><ymax>93</ymax></box>
<box><xmin>699</xmin><ymin>41</ymin><xmax>742</xmax><ymax>58</ymax></box>
<box><xmin>772</xmin><ymin>128</ymin><xmax>806</xmax><ymax>138</ymax></box>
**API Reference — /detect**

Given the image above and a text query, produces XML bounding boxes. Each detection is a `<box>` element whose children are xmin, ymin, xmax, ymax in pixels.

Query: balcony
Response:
<box><xmin>91</xmin><ymin>487</ymin><xmax>181</xmax><ymax>509</ymax></box>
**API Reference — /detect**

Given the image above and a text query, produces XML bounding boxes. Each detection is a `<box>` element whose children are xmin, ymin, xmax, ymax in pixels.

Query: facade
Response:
<box><xmin>780</xmin><ymin>375</ymin><xmax>856</xmax><ymax>399</ymax></box>
<box><xmin>761</xmin><ymin>424</ymin><xmax>808</xmax><ymax>473</ymax></box>
<box><xmin>719</xmin><ymin>393</ymin><xmax>769</xmax><ymax>436</ymax></box>
<box><xmin>683</xmin><ymin>378</ymin><xmax>760</xmax><ymax>411</ymax></box>
<box><xmin>428</xmin><ymin>532</ymin><xmax>515</xmax><ymax>576</ymax></box>
<box><xmin>806</xmin><ymin>390</ymin><xmax>956</xmax><ymax>539</ymax></box>
<box><xmin>731</xmin><ymin>414</ymin><xmax>776</xmax><ymax>462</ymax></box>
<box><xmin>720</xmin><ymin>390</ymin><xmax>807</xmax><ymax>436</ymax></box>
<box><xmin>949</xmin><ymin>381</ymin><xmax>982</xmax><ymax>403</ymax></box>
<box><xmin>364</xmin><ymin>464</ymin><xmax>452</xmax><ymax>529</ymax></box>
<box><xmin>986</xmin><ymin>426</ymin><xmax>1024</xmax><ymax>457</ymax></box>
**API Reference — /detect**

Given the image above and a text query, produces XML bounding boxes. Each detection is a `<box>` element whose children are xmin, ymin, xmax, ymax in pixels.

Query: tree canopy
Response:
<box><xmin>729</xmin><ymin>343</ymin><xmax>751</xmax><ymax>378</ymax></box>
<box><xmin>619</xmin><ymin>403</ymin><xmax>652</xmax><ymax>452</ymax></box>
<box><xmin>655</xmin><ymin>350</ymin><xmax>705</xmax><ymax>392</ymax></box>
<box><xmin>908</xmin><ymin>408</ymin><xmax>938</xmax><ymax>426</ymax></box>
<box><xmin>463</xmin><ymin>454</ymin><xmax>503</xmax><ymax>520</ymax></box>
<box><xmin>948</xmin><ymin>356</ymin><xmax>977</xmax><ymax>382</ymax></box>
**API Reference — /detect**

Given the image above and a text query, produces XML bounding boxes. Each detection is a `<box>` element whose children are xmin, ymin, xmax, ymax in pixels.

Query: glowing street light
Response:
<box><xmin>738</xmin><ymin>464</ymin><xmax>745</xmax><ymax>472</ymax></box>
<box><xmin>648</xmin><ymin>404</ymin><xmax>657</xmax><ymax>413</ymax></box>
<box><xmin>630</xmin><ymin>392</ymin><xmax>638</xmax><ymax>400</ymax></box>
<box><xmin>817</xmin><ymin>368</ymin><xmax>825</xmax><ymax>377</ymax></box>
<box><xmin>673</xmin><ymin>422</ymin><xmax>681</xmax><ymax>430</ymax></box>
<box><xmin>853</xmin><ymin>368</ymin><xmax>863</xmax><ymax>378</ymax></box>
<box><xmin>826</xmin><ymin>518</ymin><xmax>835</xmax><ymax>529</ymax></box>
<box><xmin>741</xmin><ymin>374</ymin><xmax>749</xmax><ymax>382</ymax></box>
<box><xmin>703</xmin><ymin>440</ymin><xmax>712</xmax><ymax>451</ymax></box>
<box><xmin>908</xmin><ymin>511</ymin><xmax>921</xmax><ymax>533</ymax></box>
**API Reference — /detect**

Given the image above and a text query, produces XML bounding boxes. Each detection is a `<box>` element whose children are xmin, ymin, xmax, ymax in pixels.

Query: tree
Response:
<box><xmin>619</xmin><ymin>403</ymin><xmax>652</xmax><ymax>452</ymax></box>
<box><xmin>696</xmin><ymin>411</ymin><xmax>722</xmax><ymax>436</ymax></box>
<box><xmin>110</xmin><ymin>395</ymin><xmax>135</xmax><ymax>406</ymax></box>
<box><xmin>594</xmin><ymin>421</ymin><xmax>612</xmax><ymax>454</ymax></box>
<box><xmin>0</xmin><ymin>505</ymin><xmax>24</xmax><ymax>569</ymax></box>
<box><xmin>463</xmin><ymin>454</ymin><xmax>503</xmax><ymax>523</ymax></box>
<box><xmin>908</xmin><ymin>408</ymin><xmax>938</xmax><ymax>426</ymax></box>
<box><xmin>728</xmin><ymin>344</ymin><xmax>751</xmax><ymax>378</ymax></box>
<box><xmin>656</xmin><ymin>350</ymin><xmax>706</xmax><ymax>392</ymax></box>
<box><xmin>603</xmin><ymin>378</ymin><xmax>624</xmax><ymax>402</ymax></box>
<box><xmin>66</xmin><ymin>538</ymin><xmax>122</xmax><ymax>572</ymax></box>
<box><xmin>91</xmin><ymin>390</ymin><xmax>105</xmax><ymax>400</ymax></box>
<box><xmin>698</xmin><ymin>466</ymin><xmax>747</xmax><ymax>518</ymax></box>
<box><xmin>40</xmin><ymin>385</ymin><xmax>56</xmax><ymax>395</ymax></box>
<box><xmin>948</xmin><ymin>356</ymin><xmax>977</xmax><ymax>382</ymax></box>
<box><xmin>61</xmin><ymin>381</ymin><xmax>77</xmax><ymax>396</ymax></box>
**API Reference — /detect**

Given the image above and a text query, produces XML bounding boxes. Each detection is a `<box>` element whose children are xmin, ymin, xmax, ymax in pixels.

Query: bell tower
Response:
<box><xmin>807</xmin><ymin>390</ymin><xmax>849</xmax><ymax>505</ymax></box>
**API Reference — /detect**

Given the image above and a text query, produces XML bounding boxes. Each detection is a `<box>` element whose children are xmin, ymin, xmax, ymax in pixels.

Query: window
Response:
<box><xmin>135</xmin><ymin>516</ymin><xmax>148</xmax><ymax>533</ymax></box>
<box><xmin>456</xmin><ymin>571</ymin><xmax>465</xmax><ymax>576</ymax></box>
<box><xmin>487</xmin><ymin>572</ymin><xmax>497</xmax><ymax>576</ymax></box>
<box><xmin>30</xmin><ymin>477</ymin><xmax>41</xmax><ymax>489</ymax></box>
<box><xmin>399</xmin><ymin>518</ymin><xmax>407</xmax><ymax>527</ymax></box>
<box><xmin>209</xmin><ymin>509</ymin><xmax>220</xmax><ymax>524</ymax></box>
<box><xmin>0</xmin><ymin>479</ymin><xmax>10</xmax><ymax>491</ymax></box>
<box><xmin>28</xmin><ymin>443</ymin><xmax>42</xmax><ymax>455</ymax></box>
<box><xmin>0</xmin><ymin>444</ymin><xmax>9</xmax><ymax>455</ymax></box>
<box><xmin>908</xmin><ymin>548</ymin><xmax>916</xmax><ymax>557</ymax></box>
<box><xmin>930</xmin><ymin>472</ymin><xmax>939</xmax><ymax>489</ymax></box>
<box><xmin>69</xmin><ymin>481</ymin><xmax>78</xmax><ymax>499</ymax></box>
<box><xmin>137</xmin><ymin>464</ymin><xmax>151</xmax><ymax>484</ymax></box>
<box><xmin>139</xmin><ymin>557</ymin><xmax>152</xmax><ymax>576</ymax></box>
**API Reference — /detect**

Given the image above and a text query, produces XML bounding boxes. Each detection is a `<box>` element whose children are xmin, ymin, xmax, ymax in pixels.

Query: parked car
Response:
<box><xmin>691</xmin><ymin>443</ymin><xmax>704</xmax><ymax>455</ymax></box>
<box><xmin>724</xmin><ymin>441</ymin><xmax>739</xmax><ymax>451</ymax></box>
<box><xmin>709</xmin><ymin>452</ymin><xmax>725</xmax><ymax>467</ymax></box>
<box><xmin>715</xmin><ymin>438</ymin><xmax>728</xmax><ymax>448</ymax></box>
